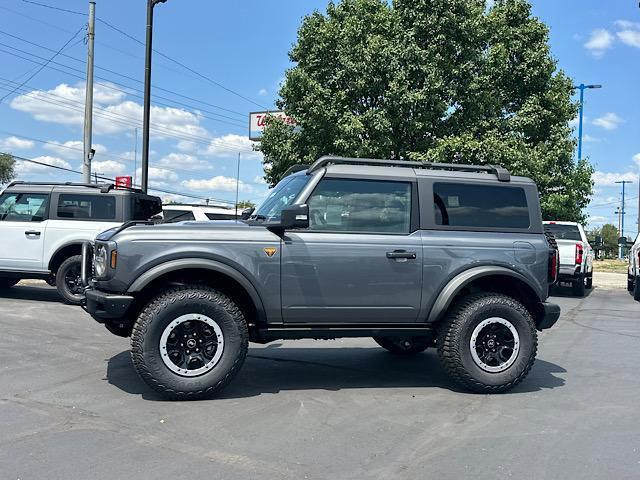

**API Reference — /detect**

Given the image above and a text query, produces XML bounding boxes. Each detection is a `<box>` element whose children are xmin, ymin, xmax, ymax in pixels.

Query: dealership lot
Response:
<box><xmin>1</xmin><ymin>280</ymin><xmax>639</xmax><ymax>480</ymax></box>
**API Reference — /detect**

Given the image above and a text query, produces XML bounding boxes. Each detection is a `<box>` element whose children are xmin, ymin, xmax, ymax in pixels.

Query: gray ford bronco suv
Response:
<box><xmin>82</xmin><ymin>156</ymin><xmax>560</xmax><ymax>399</ymax></box>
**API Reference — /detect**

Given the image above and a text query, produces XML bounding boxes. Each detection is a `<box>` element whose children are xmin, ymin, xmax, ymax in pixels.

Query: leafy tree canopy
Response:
<box><xmin>0</xmin><ymin>153</ymin><xmax>16</xmax><ymax>185</ymax></box>
<box><xmin>236</xmin><ymin>200</ymin><xmax>256</xmax><ymax>209</ymax></box>
<box><xmin>258</xmin><ymin>0</ymin><xmax>593</xmax><ymax>222</ymax></box>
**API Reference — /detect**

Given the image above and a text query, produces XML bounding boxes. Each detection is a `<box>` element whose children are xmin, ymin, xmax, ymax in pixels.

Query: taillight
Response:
<box><xmin>575</xmin><ymin>243</ymin><xmax>584</xmax><ymax>265</ymax></box>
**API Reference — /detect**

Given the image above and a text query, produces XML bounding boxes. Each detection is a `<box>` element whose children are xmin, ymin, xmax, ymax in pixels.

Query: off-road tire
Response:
<box><xmin>55</xmin><ymin>255</ymin><xmax>84</xmax><ymax>305</ymax></box>
<box><xmin>130</xmin><ymin>286</ymin><xmax>248</xmax><ymax>400</ymax></box>
<box><xmin>572</xmin><ymin>274</ymin><xmax>586</xmax><ymax>297</ymax></box>
<box><xmin>0</xmin><ymin>277</ymin><xmax>19</xmax><ymax>289</ymax></box>
<box><xmin>436</xmin><ymin>293</ymin><xmax>538</xmax><ymax>394</ymax></box>
<box><xmin>373</xmin><ymin>336</ymin><xmax>431</xmax><ymax>355</ymax></box>
<box><xmin>634</xmin><ymin>277</ymin><xmax>640</xmax><ymax>302</ymax></box>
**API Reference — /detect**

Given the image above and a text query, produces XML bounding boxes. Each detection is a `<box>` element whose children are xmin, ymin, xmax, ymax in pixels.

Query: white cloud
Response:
<box><xmin>176</xmin><ymin>140</ymin><xmax>198</xmax><ymax>153</ymax></box>
<box><xmin>633</xmin><ymin>153</ymin><xmax>640</xmax><ymax>169</ymax></box>
<box><xmin>583</xmin><ymin>134</ymin><xmax>602</xmax><ymax>143</ymax></box>
<box><xmin>203</xmin><ymin>134</ymin><xmax>262</xmax><ymax>160</ymax></box>
<box><xmin>258</xmin><ymin>88</ymin><xmax>268</xmax><ymax>96</ymax></box>
<box><xmin>0</xmin><ymin>136</ymin><xmax>34</xmax><ymax>151</ymax></box>
<box><xmin>44</xmin><ymin>140</ymin><xmax>107</xmax><ymax>159</ymax></box>
<box><xmin>182</xmin><ymin>176</ymin><xmax>252</xmax><ymax>193</ymax></box>
<box><xmin>15</xmin><ymin>155</ymin><xmax>71</xmax><ymax>174</ymax></box>
<box><xmin>587</xmin><ymin>215</ymin><xmax>608</xmax><ymax>224</ymax></box>
<box><xmin>593</xmin><ymin>112</ymin><xmax>623</xmax><ymax>131</ymax></box>
<box><xmin>617</xmin><ymin>29</ymin><xmax>640</xmax><ymax>48</ymax></box>
<box><xmin>615</xmin><ymin>20</ymin><xmax>640</xmax><ymax>30</ymax></box>
<box><xmin>135</xmin><ymin>166</ymin><xmax>178</xmax><ymax>182</ymax></box>
<box><xmin>584</xmin><ymin>29</ymin><xmax>614</xmax><ymax>57</ymax></box>
<box><xmin>158</xmin><ymin>152</ymin><xmax>212</xmax><ymax>171</ymax></box>
<box><xmin>592</xmin><ymin>171</ymin><xmax>637</xmax><ymax>186</ymax></box>
<box><xmin>91</xmin><ymin>160</ymin><xmax>126</xmax><ymax>175</ymax></box>
<box><xmin>569</xmin><ymin>116</ymin><xmax>580</xmax><ymax>129</ymax></box>
<box><xmin>10</xmin><ymin>82</ymin><xmax>208</xmax><ymax>137</ymax></box>
<box><xmin>253</xmin><ymin>175</ymin><xmax>267</xmax><ymax>184</ymax></box>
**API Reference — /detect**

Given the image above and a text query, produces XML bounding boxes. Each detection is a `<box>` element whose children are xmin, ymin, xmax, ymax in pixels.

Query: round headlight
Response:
<box><xmin>94</xmin><ymin>245</ymin><xmax>108</xmax><ymax>278</ymax></box>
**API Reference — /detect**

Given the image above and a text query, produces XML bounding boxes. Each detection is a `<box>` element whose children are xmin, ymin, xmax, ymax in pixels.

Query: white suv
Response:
<box><xmin>0</xmin><ymin>182</ymin><xmax>161</xmax><ymax>304</ymax></box>
<box><xmin>161</xmin><ymin>204</ymin><xmax>240</xmax><ymax>223</ymax></box>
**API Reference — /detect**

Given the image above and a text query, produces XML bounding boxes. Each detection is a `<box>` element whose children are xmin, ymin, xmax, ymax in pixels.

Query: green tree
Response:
<box><xmin>0</xmin><ymin>153</ymin><xmax>16</xmax><ymax>185</ymax></box>
<box><xmin>588</xmin><ymin>223</ymin><xmax>619</xmax><ymax>258</ymax></box>
<box><xmin>236</xmin><ymin>200</ymin><xmax>256</xmax><ymax>209</ymax></box>
<box><xmin>258</xmin><ymin>0</ymin><xmax>593</xmax><ymax>222</ymax></box>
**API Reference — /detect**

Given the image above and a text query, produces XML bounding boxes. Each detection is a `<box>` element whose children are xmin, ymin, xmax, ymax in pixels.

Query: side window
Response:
<box><xmin>204</xmin><ymin>212</ymin><xmax>236</xmax><ymax>220</ymax></box>
<box><xmin>0</xmin><ymin>192</ymin><xmax>49</xmax><ymax>222</ymax></box>
<box><xmin>162</xmin><ymin>210</ymin><xmax>195</xmax><ymax>223</ymax></box>
<box><xmin>57</xmin><ymin>194</ymin><xmax>116</xmax><ymax>220</ymax></box>
<box><xmin>307</xmin><ymin>179</ymin><xmax>412</xmax><ymax>233</ymax></box>
<box><xmin>433</xmin><ymin>183</ymin><xmax>530</xmax><ymax>229</ymax></box>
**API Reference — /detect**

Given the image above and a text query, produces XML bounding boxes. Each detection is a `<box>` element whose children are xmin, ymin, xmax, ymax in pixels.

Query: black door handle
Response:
<box><xmin>386</xmin><ymin>250</ymin><xmax>416</xmax><ymax>260</ymax></box>
<box><xmin>25</xmin><ymin>230</ymin><xmax>41</xmax><ymax>237</ymax></box>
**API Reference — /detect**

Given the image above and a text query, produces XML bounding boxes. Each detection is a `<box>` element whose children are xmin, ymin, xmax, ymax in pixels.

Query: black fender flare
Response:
<box><xmin>426</xmin><ymin>266</ymin><xmax>542</xmax><ymax>323</ymax></box>
<box><xmin>127</xmin><ymin>258</ymin><xmax>267</xmax><ymax>323</ymax></box>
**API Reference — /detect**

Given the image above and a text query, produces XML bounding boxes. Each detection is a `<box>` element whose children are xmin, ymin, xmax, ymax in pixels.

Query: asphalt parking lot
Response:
<box><xmin>1</xmin><ymin>279</ymin><xmax>639</xmax><ymax>480</ymax></box>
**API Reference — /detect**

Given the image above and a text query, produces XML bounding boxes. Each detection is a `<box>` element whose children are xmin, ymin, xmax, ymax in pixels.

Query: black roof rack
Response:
<box><xmin>4</xmin><ymin>181</ymin><xmax>145</xmax><ymax>193</ymax></box>
<box><xmin>306</xmin><ymin>156</ymin><xmax>511</xmax><ymax>182</ymax></box>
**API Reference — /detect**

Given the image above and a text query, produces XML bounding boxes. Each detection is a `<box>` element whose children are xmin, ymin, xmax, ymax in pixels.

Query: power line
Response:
<box><xmin>16</xmin><ymin>0</ymin><xmax>268</xmax><ymax>110</ymax></box>
<box><xmin>0</xmin><ymin>37</ymin><xmax>247</xmax><ymax>125</ymax></box>
<box><xmin>6</xmin><ymin>152</ymin><xmax>236</xmax><ymax>204</ymax></box>
<box><xmin>0</xmin><ymin>25</ymin><xmax>84</xmax><ymax>104</ymax></box>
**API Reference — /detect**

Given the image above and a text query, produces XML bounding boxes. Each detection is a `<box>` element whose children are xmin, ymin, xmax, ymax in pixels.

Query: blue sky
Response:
<box><xmin>0</xmin><ymin>0</ymin><xmax>638</xmax><ymax>236</ymax></box>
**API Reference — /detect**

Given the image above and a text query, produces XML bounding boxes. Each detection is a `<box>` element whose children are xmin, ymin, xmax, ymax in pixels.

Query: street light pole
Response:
<box><xmin>616</xmin><ymin>180</ymin><xmax>633</xmax><ymax>259</ymax></box>
<box><xmin>573</xmin><ymin>83</ymin><xmax>602</xmax><ymax>160</ymax></box>
<box><xmin>140</xmin><ymin>0</ymin><xmax>167</xmax><ymax>194</ymax></box>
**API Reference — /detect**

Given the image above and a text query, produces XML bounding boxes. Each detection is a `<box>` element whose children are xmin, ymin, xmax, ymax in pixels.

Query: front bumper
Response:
<box><xmin>83</xmin><ymin>287</ymin><xmax>134</xmax><ymax>323</ymax></box>
<box><xmin>536</xmin><ymin>301</ymin><xmax>561</xmax><ymax>330</ymax></box>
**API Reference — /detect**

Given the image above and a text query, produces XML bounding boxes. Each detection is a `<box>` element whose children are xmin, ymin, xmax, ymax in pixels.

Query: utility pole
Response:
<box><xmin>615</xmin><ymin>180</ymin><xmax>633</xmax><ymax>259</ymax></box>
<box><xmin>133</xmin><ymin>127</ymin><xmax>138</xmax><ymax>186</ymax></box>
<box><xmin>573</xmin><ymin>83</ymin><xmax>602</xmax><ymax>160</ymax></box>
<box><xmin>235</xmin><ymin>152</ymin><xmax>241</xmax><ymax>219</ymax></box>
<box><xmin>82</xmin><ymin>1</ymin><xmax>96</xmax><ymax>184</ymax></box>
<box><xmin>141</xmin><ymin>0</ymin><xmax>167</xmax><ymax>193</ymax></box>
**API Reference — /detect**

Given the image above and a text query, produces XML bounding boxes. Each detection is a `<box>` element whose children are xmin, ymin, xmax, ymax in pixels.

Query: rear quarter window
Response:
<box><xmin>433</xmin><ymin>182</ymin><xmax>530</xmax><ymax>229</ymax></box>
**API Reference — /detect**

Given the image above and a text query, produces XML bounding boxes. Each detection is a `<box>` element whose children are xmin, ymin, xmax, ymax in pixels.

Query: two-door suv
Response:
<box><xmin>83</xmin><ymin>157</ymin><xmax>561</xmax><ymax>399</ymax></box>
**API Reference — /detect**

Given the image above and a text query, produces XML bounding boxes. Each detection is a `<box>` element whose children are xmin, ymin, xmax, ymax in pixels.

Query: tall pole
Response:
<box><xmin>577</xmin><ymin>84</ymin><xmax>585</xmax><ymax>160</ymax></box>
<box><xmin>133</xmin><ymin>127</ymin><xmax>138</xmax><ymax>186</ymax></box>
<box><xmin>235</xmin><ymin>152</ymin><xmax>241</xmax><ymax>220</ymax></box>
<box><xmin>616</xmin><ymin>180</ymin><xmax>633</xmax><ymax>258</ymax></box>
<box><xmin>141</xmin><ymin>0</ymin><xmax>167</xmax><ymax>193</ymax></box>
<box><xmin>82</xmin><ymin>1</ymin><xmax>96</xmax><ymax>183</ymax></box>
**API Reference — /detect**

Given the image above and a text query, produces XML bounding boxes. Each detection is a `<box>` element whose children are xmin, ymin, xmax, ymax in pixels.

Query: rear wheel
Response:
<box><xmin>437</xmin><ymin>293</ymin><xmax>537</xmax><ymax>393</ymax></box>
<box><xmin>634</xmin><ymin>277</ymin><xmax>640</xmax><ymax>302</ymax></box>
<box><xmin>55</xmin><ymin>255</ymin><xmax>84</xmax><ymax>305</ymax></box>
<box><xmin>585</xmin><ymin>274</ymin><xmax>593</xmax><ymax>290</ymax></box>
<box><xmin>0</xmin><ymin>277</ymin><xmax>19</xmax><ymax>289</ymax></box>
<box><xmin>131</xmin><ymin>286</ymin><xmax>248</xmax><ymax>400</ymax></box>
<box><xmin>373</xmin><ymin>336</ymin><xmax>431</xmax><ymax>355</ymax></box>
<box><xmin>628</xmin><ymin>276</ymin><xmax>635</xmax><ymax>292</ymax></box>
<box><xmin>572</xmin><ymin>274</ymin><xmax>586</xmax><ymax>297</ymax></box>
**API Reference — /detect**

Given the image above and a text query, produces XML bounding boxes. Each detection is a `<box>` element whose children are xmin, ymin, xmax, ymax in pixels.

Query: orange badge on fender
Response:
<box><xmin>263</xmin><ymin>247</ymin><xmax>277</xmax><ymax>257</ymax></box>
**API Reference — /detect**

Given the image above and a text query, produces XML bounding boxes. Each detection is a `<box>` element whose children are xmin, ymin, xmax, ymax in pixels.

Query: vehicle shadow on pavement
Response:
<box><xmin>0</xmin><ymin>285</ymin><xmax>61</xmax><ymax>303</ymax></box>
<box><xmin>550</xmin><ymin>285</ymin><xmax>595</xmax><ymax>298</ymax></box>
<box><xmin>106</xmin><ymin>348</ymin><xmax>566</xmax><ymax>401</ymax></box>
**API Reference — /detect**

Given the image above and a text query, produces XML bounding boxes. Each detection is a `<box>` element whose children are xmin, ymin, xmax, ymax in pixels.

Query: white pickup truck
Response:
<box><xmin>543</xmin><ymin>221</ymin><xmax>594</xmax><ymax>296</ymax></box>
<box><xmin>628</xmin><ymin>233</ymin><xmax>640</xmax><ymax>301</ymax></box>
<box><xmin>0</xmin><ymin>182</ymin><xmax>161</xmax><ymax>304</ymax></box>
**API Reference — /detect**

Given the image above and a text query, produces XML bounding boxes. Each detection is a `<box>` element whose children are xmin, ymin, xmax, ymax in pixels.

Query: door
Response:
<box><xmin>281</xmin><ymin>178</ymin><xmax>423</xmax><ymax>324</ymax></box>
<box><xmin>0</xmin><ymin>191</ymin><xmax>49</xmax><ymax>271</ymax></box>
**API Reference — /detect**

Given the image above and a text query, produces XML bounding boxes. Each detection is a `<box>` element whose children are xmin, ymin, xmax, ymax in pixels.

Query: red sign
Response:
<box><xmin>115</xmin><ymin>176</ymin><xmax>132</xmax><ymax>189</ymax></box>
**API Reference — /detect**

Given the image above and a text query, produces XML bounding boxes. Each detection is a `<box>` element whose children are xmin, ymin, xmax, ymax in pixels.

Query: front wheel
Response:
<box><xmin>373</xmin><ymin>336</ymin><xmax>431</xmax><ymax>355</ymax></box>
<box><xmin>55</xmin><ymin>255</ymin><xmax>84</xmax><ymax>305</ymax></box>
<box><xmin>634</xmin><ymin>277</ymin><xmax>640</xmax><ymax>302</ymax></box>
<box><xmin>572</xmin><ymin>274</ymin><xmax>586</xmax><ymax>297</ymax></box>
<box><xmin>437</xmin><ymin>293</ymin><xmax>537</xmax><ymax>393</ymax></box>
<box><xmin>130</xmin><ymin>286</ymin><xmax>248</xmax><ymax>400</ymax></box>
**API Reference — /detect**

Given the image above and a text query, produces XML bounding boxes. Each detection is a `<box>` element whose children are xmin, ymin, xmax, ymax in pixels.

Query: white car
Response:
<box><xmin>0</xmin><ymin>181</ymin><xmax>161</xmax><ymax>304</ymax></box>
<box><xmin>543</xmin><ymin>221</ymin><xmax>594</xmax><ymax>296</ymax></box>
<box><xmin>628</xmin><ymin>233</ymin><xmax>640</xmax><ymax>301</ymax></box>
<box><xmin>161</xmin><ymin>204</ymin><xmax>241</xmax><ymax>223</ymax></box>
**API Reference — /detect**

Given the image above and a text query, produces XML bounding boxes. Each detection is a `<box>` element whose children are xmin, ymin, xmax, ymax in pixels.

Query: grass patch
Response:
<box><xmin>593</xmin><ymin>259</ymin><xmax>628</xmax><ymax>274</ymax></box>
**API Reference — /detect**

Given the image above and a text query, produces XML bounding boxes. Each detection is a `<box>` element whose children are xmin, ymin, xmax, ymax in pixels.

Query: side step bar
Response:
<box><xmin>257</xmin><ymin>325</ymin><xmax>434</xmax><ymax>341</ymax></box>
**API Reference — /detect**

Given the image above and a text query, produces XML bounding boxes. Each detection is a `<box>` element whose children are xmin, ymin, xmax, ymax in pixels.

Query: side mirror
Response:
<box><xmin>240</xmin><ymin>207</ymin><xmax>255</xmax><ymax>220</ymax></box>
<box><xmin>279</xmin><ymin>204</ymin><xmax>309</xmax><ymax>230</ymax></box>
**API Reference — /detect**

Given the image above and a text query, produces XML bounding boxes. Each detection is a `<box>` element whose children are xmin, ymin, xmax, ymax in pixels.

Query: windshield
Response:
<box><xmin>253</xmin><ymin>175</ymin><xmax>309</xmax><ymax>221</ymax></box>
<box><xmin>544</xmin><ymin>223</ymin><xmax>581</xmax><ymax>241</ymax></box>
